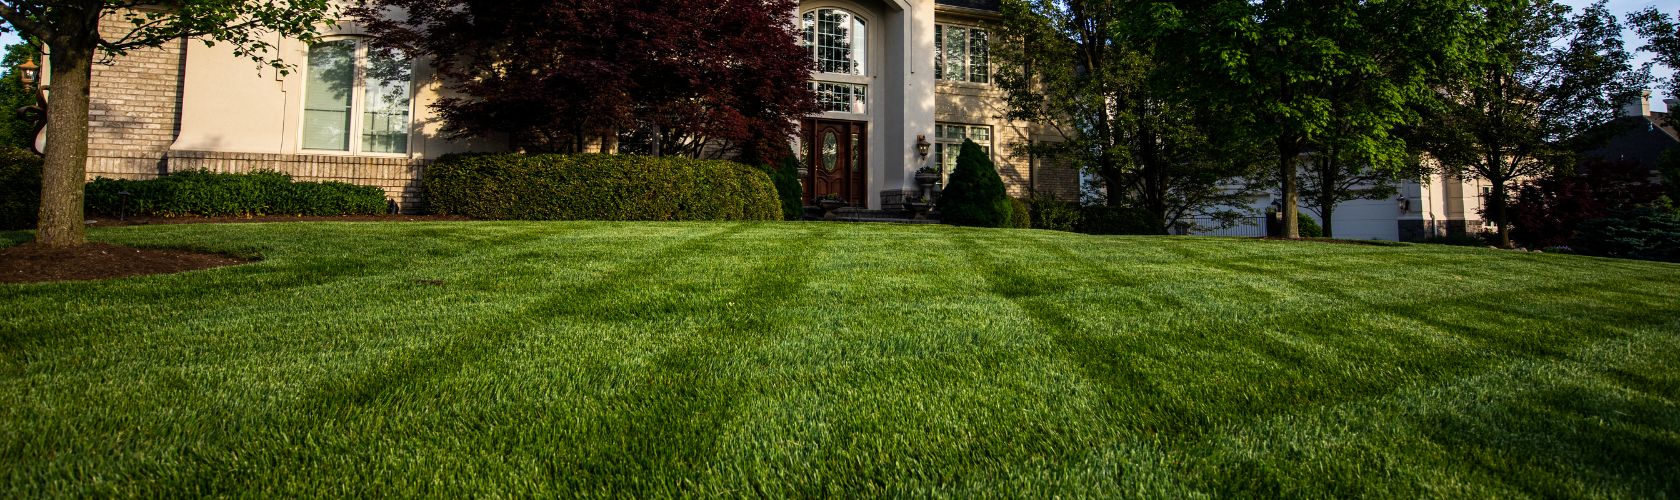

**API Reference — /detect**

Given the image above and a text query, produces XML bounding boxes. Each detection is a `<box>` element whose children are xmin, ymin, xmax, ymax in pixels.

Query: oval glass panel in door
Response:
<box><xmin>821</xmin><ymin>132</ymin><xmax>839</xmax><ymax>172</ymax></box>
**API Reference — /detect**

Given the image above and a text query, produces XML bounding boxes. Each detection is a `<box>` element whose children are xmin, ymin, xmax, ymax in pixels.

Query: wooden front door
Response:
<box><xmin>803</xmin><ymin>119</ymin><xmax>867</xmax><ymax>206</ymax></box>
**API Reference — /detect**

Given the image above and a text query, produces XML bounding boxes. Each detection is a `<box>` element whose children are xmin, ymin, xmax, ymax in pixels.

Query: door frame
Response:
<box><xmin>802</xmin><ymin>118</ymin><xmax>868</xmax><ymax>207</ymax></box>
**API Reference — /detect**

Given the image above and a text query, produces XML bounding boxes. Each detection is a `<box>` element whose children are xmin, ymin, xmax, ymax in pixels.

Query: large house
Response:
<box><xmin>61</xmin><ymin>0</ymin><xmax>1078</xmax><ymax>213</ymax></box>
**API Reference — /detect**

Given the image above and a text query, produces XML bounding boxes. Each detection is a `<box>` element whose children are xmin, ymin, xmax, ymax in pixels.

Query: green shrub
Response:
<box><xmin>761</xmin><ymin>154</ymin><xmax>805</xmax><ymax>221</ymax></box>
<box><xmin>1027</xmin><ymin>194</ymin><xmax>1081</xmax><ymax>232</ymax></box>
<box><xmin>1078</xmin><ymin>205</ymin><xmax>1165</xmax><ymax>235</ymax></box>
<box><xmin>0</xmin><ymin>147</ymin><xmax>41</xmax><ymax>229</ymax></box>
<box><xmin>939</xmin><ymin>140</ymin><xmax>1012</xmax><ymax>227</ymax></box>
<box><xmin>84</xmin><ymin>170</ymin><xmax>388</xmax><ymax>218</ymax></box>
<box><xmin>1006</xmin><ymin>198</ymin><xmax>1032</xmax><ymax>229</ymax></box>
<box><xmin>425</xmin><ymin>153</ymin><xmax>780</xmax><ymax>221</ymax></box>
<box><xmin>1569</xmin><ymin>208</ymin><xmax>1680</xmax><ymax>262</ymax></box>
<box><xmin>1298</xmin><ymin>214</ymin><xmax>1324</xmax><ymax>238</ymax></box>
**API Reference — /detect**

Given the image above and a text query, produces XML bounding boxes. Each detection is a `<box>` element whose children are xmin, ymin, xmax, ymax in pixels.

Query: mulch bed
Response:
<box><xmin>89</xmin><ymin>214</ymin><xmax>471</xmax><ymax>227</ymax></box>
<box><xmin>0</xmin><ymin>243</ymin><xmax>252</xmax><ymax>284</ymax></box>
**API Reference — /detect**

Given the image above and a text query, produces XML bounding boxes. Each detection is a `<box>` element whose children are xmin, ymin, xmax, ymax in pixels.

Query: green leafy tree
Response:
<box><xmin>1629</xmin><ymin>6</ymin><xmax>1680</xmax><ymax>96</ymax></box>
<box><xmin>0</xmin><ymin>41</ymin><xmax>39</xmax><ymax>149</ymax></box>
<box><xmin>994</xmin><ymin>0</ymin><xmax>1260</xmax><ymax>233</ymax></box>
<box><xmin>0</xmin><ymin>1</ymin><xmax>335</xmax><ymax>247</ymax></box>
<box><xmin>1414</xmin><ymin>0</ymin><xmax>1642</xmax><ymax>248</ymax></box>
<box><xmin>940</xmin><ymin>139</ymin><xmax>1012</xmax><ymax>227</ymax></box>
<box><xmin>1165</xmin><ymin>0</ymin><xmax>1474</xmax><ymax>239</ymax></box>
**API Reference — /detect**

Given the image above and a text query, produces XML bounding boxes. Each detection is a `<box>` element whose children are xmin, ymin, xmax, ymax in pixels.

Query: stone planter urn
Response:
<box><xmin>904</xmin><ymin>201</ymin><xmax>933</xmax><ymax>220</ymax></box>
<box><xmin>914</xmin><ymin>171</ymin><xmax>940</xmax><ymax>186</ymax></box>
<box><xmin>818</xmin><ymin>198</ymin><xmax>847</xmax><ymax>219</ymax></box>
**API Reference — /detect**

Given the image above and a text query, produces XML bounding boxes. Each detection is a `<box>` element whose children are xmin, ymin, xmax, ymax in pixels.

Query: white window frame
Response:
<box><xmin>934</xmin><ymin>123</ymin><xmax>992</xmax><ymax>182</ymax></box>
<box><xmin>935</xmin><ymin>24</ymin><xmax>990</xmax><ymax>85</ymax></box>
<box><xmin>299</xmin><ymin>38</ymin><xmax>416</xmax><ymax>157</ymax></box>
<box><xmin>802</xmin><ymin>7</ymin><xmax>868</xmax><ymax>77</ymax></box>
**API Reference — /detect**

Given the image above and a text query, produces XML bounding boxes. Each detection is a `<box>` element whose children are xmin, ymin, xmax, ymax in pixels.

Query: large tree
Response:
<box><xmin>353</xmin><ymin>0</ymin><xmax>816</xmax><ymax>160</ymax></box>
<box><xmin>1165</xmin><ymin>0</ymin><xmax>1473</xmax><ymax>239</ymax></box>
<box><xmin>1414</xmin><ymin>0</ymin><xmax>1641</xmax><ymax>248</ymax></box>
<box><xmin>994</xmin><ymin>0</ymin><xmax>1261</xmax><ymax>233</ymax></box>
<box><xmin>1629</xmin><ymin>6</ymin><xmax>1680</xmax><ymax>97</ymax></box>
<box><xmin>0</xmin><ymin>1</ymin><xmax>334</xmax><ymax>248</ymax></box>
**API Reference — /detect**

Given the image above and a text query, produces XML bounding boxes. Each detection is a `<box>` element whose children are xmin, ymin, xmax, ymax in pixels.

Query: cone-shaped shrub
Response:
<box><xmin>765</xmin><ymin>153</ymin><xmax>805</xmax><ymax>220</ymax></box>
<box><xmin>939</xmin><ymin>139</ymin><xmax>1011</xmax><ymax>227</ymax></box>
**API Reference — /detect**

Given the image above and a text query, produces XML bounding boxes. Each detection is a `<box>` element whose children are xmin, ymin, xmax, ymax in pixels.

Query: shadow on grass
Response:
<box><xmin>1419</xmin><ymin>378</ymin><xmax>1680</xmax><ymax>497</ymax></box>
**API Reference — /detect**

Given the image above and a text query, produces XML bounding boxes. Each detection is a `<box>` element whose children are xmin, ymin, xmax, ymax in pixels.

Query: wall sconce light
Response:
<box><xmin>1397</xmin><ymin>195</ymin><xmax>1411</xmax><ymax>214</ymax></box>
<box><xmin>17</xmin><ymin>58</ymin><xmax>38</xmax><ymax>86</ymax></box>
<box><xmin>916</xmin><ymin>134</ymin><xmax>931</xmax><ymax>158</ymax></box>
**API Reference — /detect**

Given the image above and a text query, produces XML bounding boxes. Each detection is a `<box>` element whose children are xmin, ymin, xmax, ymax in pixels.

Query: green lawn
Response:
<box><xmin>2</xmin><ymin>222</ymin><xmax>1678</xmax><ymax>497</ymax></box>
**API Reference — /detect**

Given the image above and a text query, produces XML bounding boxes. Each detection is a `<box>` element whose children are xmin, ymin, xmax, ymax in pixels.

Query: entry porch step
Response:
<box><xmin>803</xmin><ymin>207</ymin><xmax>941</xmax><ymax>224</ymax></box>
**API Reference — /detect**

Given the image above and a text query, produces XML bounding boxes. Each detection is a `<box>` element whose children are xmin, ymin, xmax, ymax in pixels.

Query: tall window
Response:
<box><xmin>935</xmin><ymin>123</ymin><xmax>991</xmax><ymax>181</ymax></box>
<box><xmin>303</xmin><ymin>40</ymin><xmax>413</xmax><ymax>154</ymax></box>
<box><xmin>803</xmin><ymin>8</ymin><xmax>867</xmax><ymax>75</ymax></box>
<box><xmin>935</xmin><ymin>25</ymin><xmax>989</xmax><ymax>84</ymax></box>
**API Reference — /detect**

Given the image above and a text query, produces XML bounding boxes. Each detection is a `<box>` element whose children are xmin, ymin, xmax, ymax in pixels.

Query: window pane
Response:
<box><xmin>943</xmin><ymin>27</ymin><xmax>966</xmax><ymax>82</ymax></box>
<box><xmin>363</xmin><ymin>48</ymin><xmax>412</xmax><ymax>154</ymax></box>
<box><xmin>970</xmin><ymin>29</ymin><xmax>989</xmax><ymax>83</ymax></box>
<box><xmin>934</xmin><ymin>25</ymin><xmax>943</xmax><ymax>79</ymax></box>
<box><xmin>812</xmin><ymin>9</ymin><xmax>865</xmax><ymax>75</ymax></box>
<box><xmin>303</xmin><ymin>41</ymin><xmax>354</xmax><ymax>151</ymax></box>
<box><xmin>813</xmin><ymin>82</ymin><xmax>867</xmax><ymax>113</ymax></box>
<box><xmin>853</xmin><ymin>17</ymin><xmax>867</xmax><ymax>76</ymax></box>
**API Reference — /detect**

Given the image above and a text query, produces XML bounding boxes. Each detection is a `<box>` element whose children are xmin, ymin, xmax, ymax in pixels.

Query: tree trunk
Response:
<box><xmin>36</xmin><ymin>36</ymin><xmax>97</xmax><ymax>248</ymax></box>
<box><xmin>1491</xmin><ymin>179</ymin><xmax>1512</xmax><ymax>248</ymax></box>
<box><xmin>1320</xmin><ymin>203</ymin><xmax>1335</xmax><ymax>239</ymax></box>
<box><xmin>1277</xmin><ymin>139</ymin><xmax>1300</xmax><ymax>239</ymax></box>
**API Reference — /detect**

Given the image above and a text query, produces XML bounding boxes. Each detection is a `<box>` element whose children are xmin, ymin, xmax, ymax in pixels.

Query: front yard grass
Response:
<box><xmin>2</xmin><ymin>221</ymin><xmax>1677</xmax><ymax>497</ymax></box>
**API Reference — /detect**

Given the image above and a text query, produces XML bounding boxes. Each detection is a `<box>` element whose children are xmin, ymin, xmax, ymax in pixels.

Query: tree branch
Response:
<box><xmin>0</xmin><ymin>1</ymin><xmax>54</xmax><ymax>40</ymax></box>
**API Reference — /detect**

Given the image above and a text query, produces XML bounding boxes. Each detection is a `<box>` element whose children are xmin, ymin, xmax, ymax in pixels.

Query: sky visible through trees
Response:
<box><xmin>0</xmin><ymin>0</ymin><xmax>1673</xmax><ymax>108</ymax></box>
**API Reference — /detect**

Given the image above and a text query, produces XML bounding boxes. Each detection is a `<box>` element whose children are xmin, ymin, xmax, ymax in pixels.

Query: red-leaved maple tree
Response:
<box><xmin>353</xmin><ymin>0</ymin><xmax>816</xmax><ymax>160</ymax></box>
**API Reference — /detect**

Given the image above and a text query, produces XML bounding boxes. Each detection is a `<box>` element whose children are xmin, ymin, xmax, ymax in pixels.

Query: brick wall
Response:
<box><xmin>168</xmin><ymin>151</ymin><xmax>430</xmax><ymax>213</ymax></box>
<box><xmin>86</xmin><ymin>18</ymin><xmax>185</xmax><ymax>180</ymax></box>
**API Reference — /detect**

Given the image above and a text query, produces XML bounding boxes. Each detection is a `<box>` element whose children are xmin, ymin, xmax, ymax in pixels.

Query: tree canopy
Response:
<box><xmin>1413</xmin><ymin>0</ymin><xmax>1642</xmax><ymax>248</ymax></box>
<box><xmin>353</xmin><ymin>0</ymin><xmax>817</xmax><ymax>160</ymax></box>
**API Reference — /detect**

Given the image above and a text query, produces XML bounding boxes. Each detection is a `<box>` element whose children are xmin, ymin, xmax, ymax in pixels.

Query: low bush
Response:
<box><xmin>425</xmin><ymin>153</ymin><xmax>780</xmax><ymax>221</ymax></box>
<box><xmin>939</xmin><ymin>140</ymin><xmax>1012</xmax><ymax>227</ymax></box>
<box><xmin>0</xmin><ymin>147</ymin><xmax>41</xmax><ymax>229</ymax></box>
<box><xmin>1298</xmin><ymin>214</ymin><xmax>1324</xmax><ymax>238</ymax></box>
<box><xmin>84</xmin><ymin>170</ymin><xmax>388</xmax><ymax>218</ymax></box>
<box><xmin>1569</xmin><ymin>208</ymin><xmax>1680</xmax><ymax>262</ymax></box>
<box><xmin>1006</xmin><ymin>198</ymin><xmax>1032</xmax><ymax>229</ymax></box>
<box><xmin>1078</xmin><ymin>205</ymin><xmax>1165</xmax><ymax>235</ymax></box>
<box><xmin>1026</xmin><ymin>195</ymin><xmax>1081</xmax><ymax>232</ymax></box>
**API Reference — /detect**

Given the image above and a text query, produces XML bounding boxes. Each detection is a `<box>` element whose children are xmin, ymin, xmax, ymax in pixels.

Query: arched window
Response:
<box><xmin>303</xmin><ymin>39</ymin><xmax>413</xmax><ymax>154</ymax></box>
<box><xmin>802</xmin><ymin>8</ymin><xmax>867</xmax><ymax>76</ymax></box>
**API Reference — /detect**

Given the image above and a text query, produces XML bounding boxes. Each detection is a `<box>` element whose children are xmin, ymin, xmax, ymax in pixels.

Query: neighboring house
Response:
<box><xmin>1189</xmin><ymin>171</ymin><xmax>1498</xmax><ymax>242</ymax></box>
<box><xmin>1580</xmin><ymin>91</ymin><xmax>1678</xmax><ymax>181</ymax></box>
<box><xmin>55</xmin><ymin>0</ymin><xmax>1077</xmax><ymax>213</ymax></box>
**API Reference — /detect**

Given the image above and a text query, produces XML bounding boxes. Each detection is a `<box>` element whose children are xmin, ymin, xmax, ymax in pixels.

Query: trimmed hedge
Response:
<box><xmin>0</xmin><ymin>147</ymin><xmax>41</xmax><ymax>229</ymax></box>
<box><xmin>425</xmin><ymin>153</ymin><xmax>781</xmax><ymax>221</ymax></box>
<box><xmin>85</xmin><ymin>170</ymin><xmax>388</xmax><ymax>218</ymax></box>
<box><xmin>1078</xmin><ymin>205</ymin><xmax>1166</xmax><ymax>235</ymax></box>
